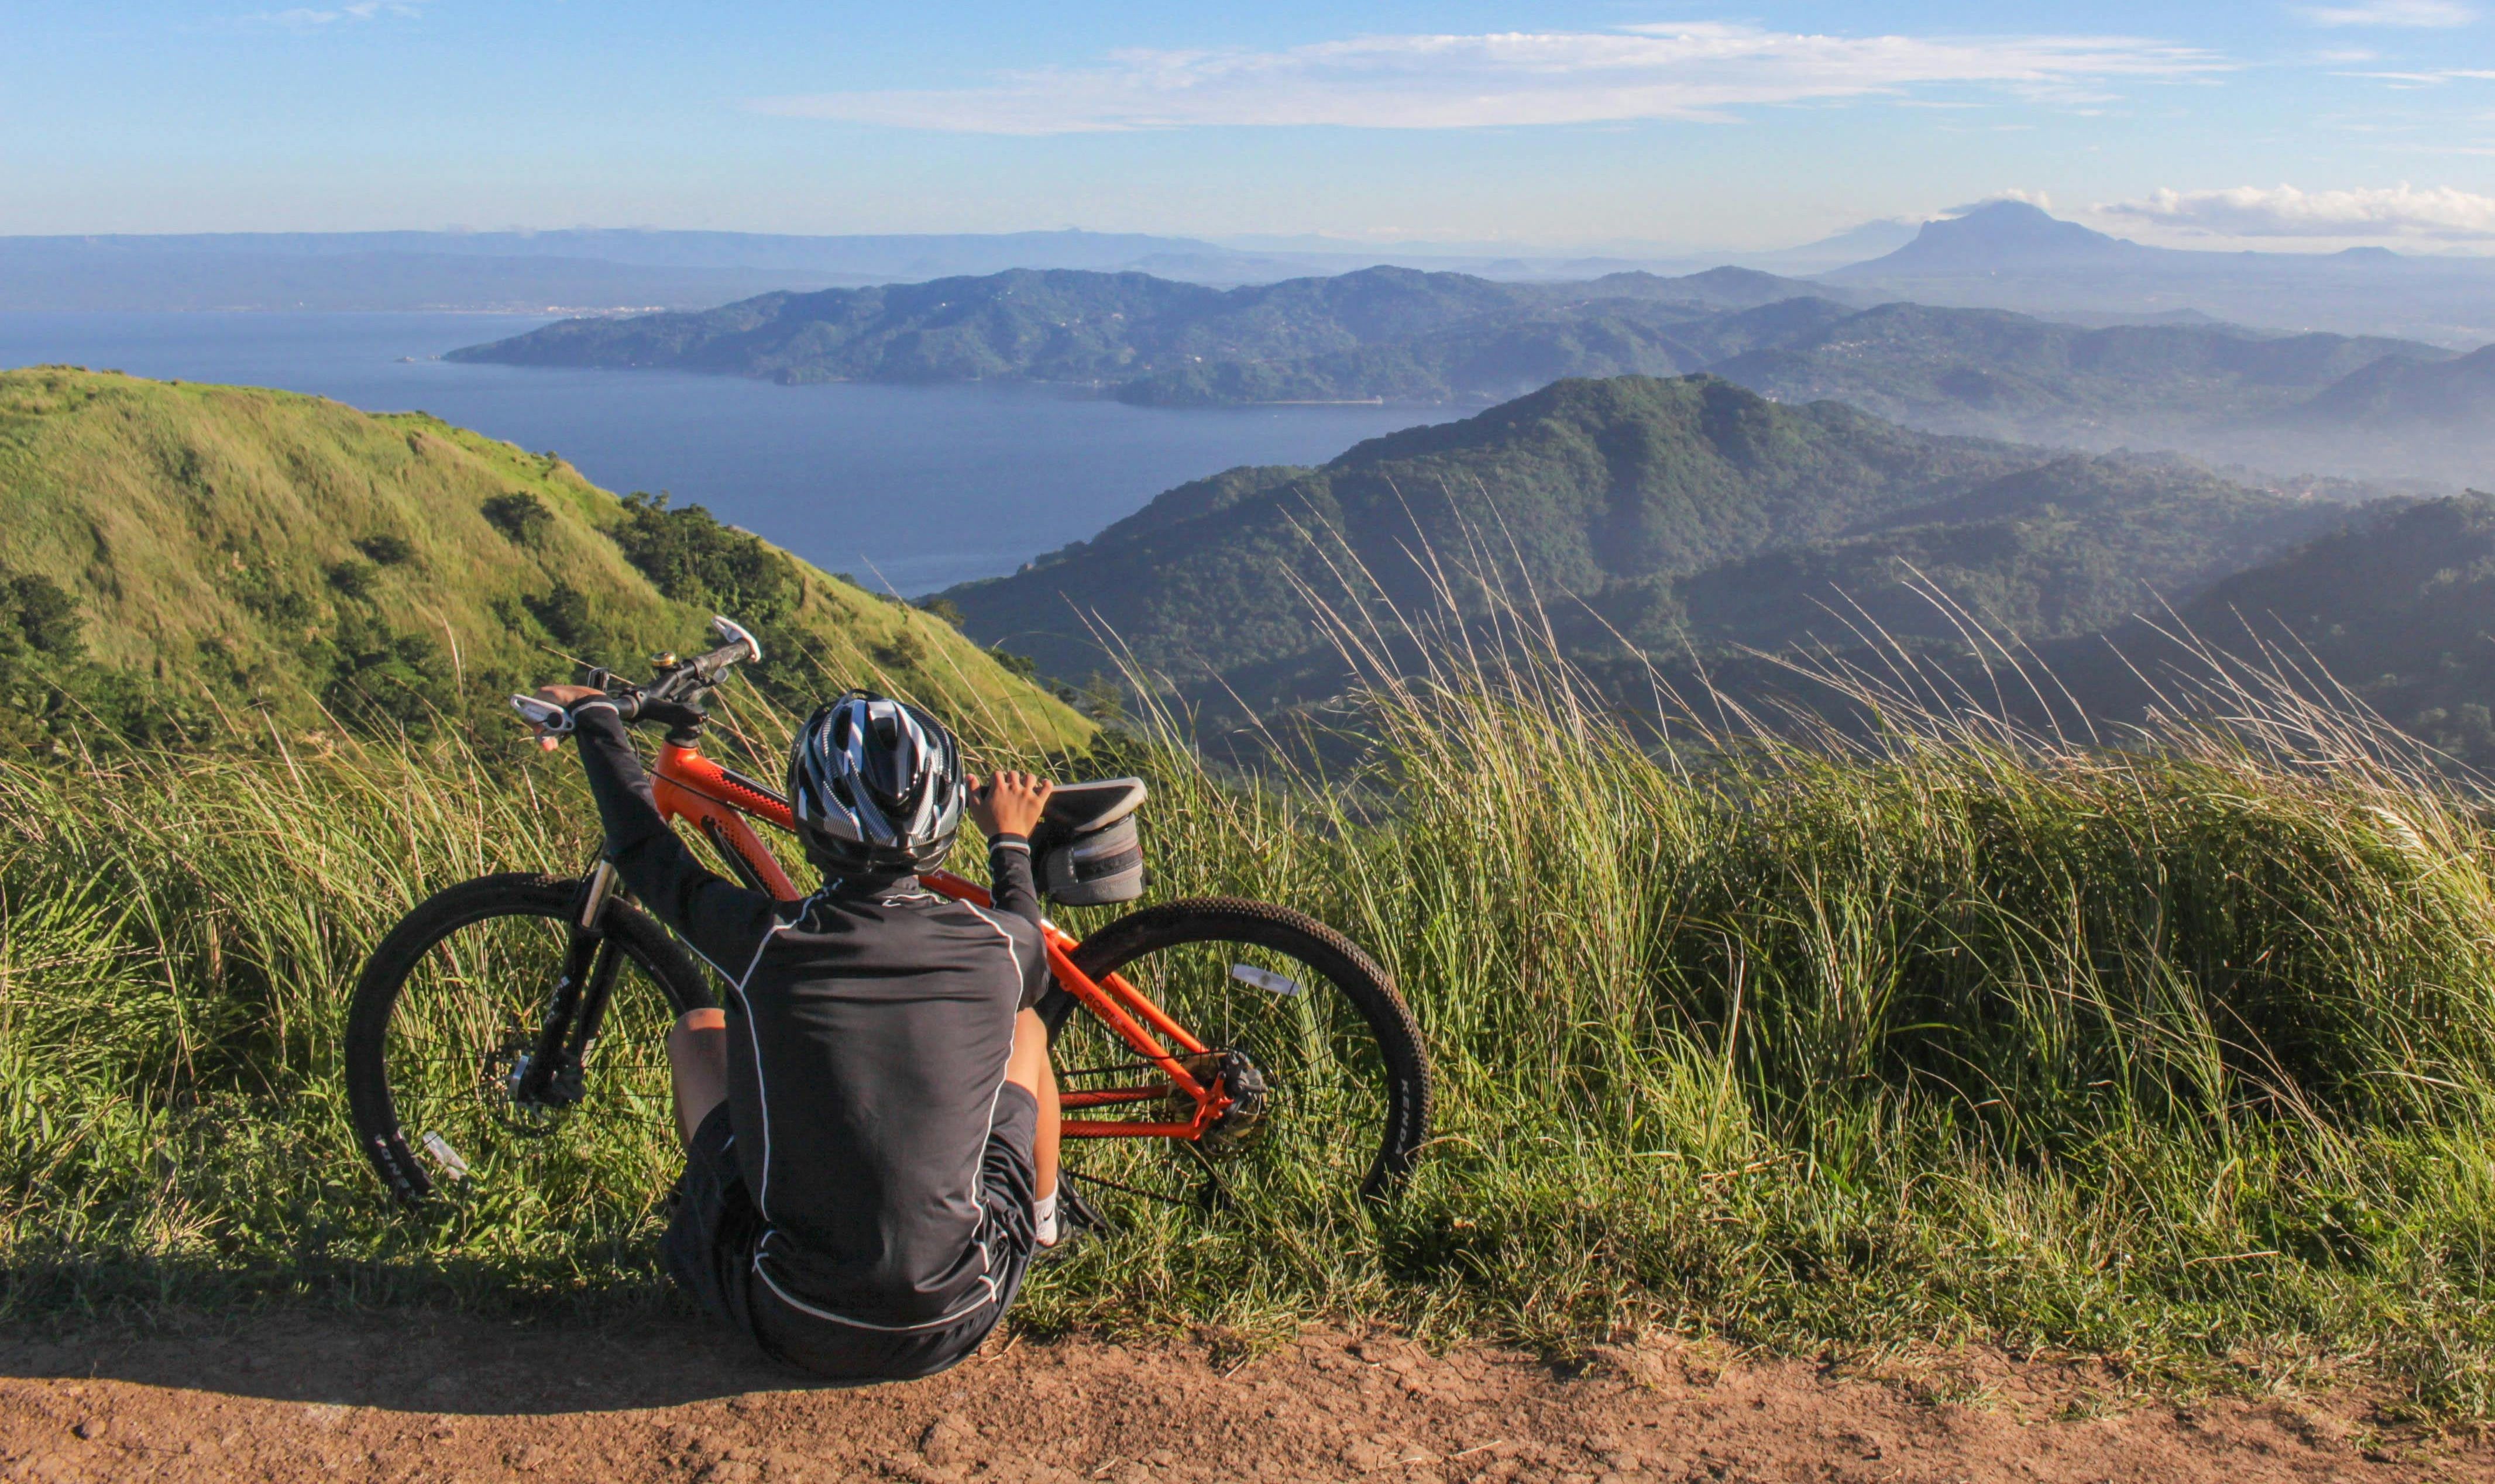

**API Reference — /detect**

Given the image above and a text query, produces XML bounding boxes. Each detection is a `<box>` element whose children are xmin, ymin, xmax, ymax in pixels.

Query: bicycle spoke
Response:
<box><xmin>378</xmin><ymin>906</ymin><xmax>682</xmax><ymax>1214</ymax></box>
<box><xmin>1055</xmin><ymin>926</ymin><xmax>1399</xmax><ymax>1217</ymax></box>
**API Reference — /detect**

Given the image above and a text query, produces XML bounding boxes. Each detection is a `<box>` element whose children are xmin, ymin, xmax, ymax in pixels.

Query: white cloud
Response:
<box><xmin>1948</xmin><ymin>188</ymin><xmax>2055</xmax><ymax>212</ymax></box>
<box><xmin>2341</xmin><ymin>67</ymin><xmax>2495</xmax><ymax>82</ymax></box>
<box><xmin>2301</xmin><ymin>0</ymin><xmax>2475</xmax><ymax>26</ymax></box>
<box><xmin>754</xmin><ymin>23</ymin><xmax>2225</xmax><ymax>135</ymax></box>
<box><xmin>2100</xmin><ymin>183</ymin><xmax>2495</xmax><ymax>238</ymax></box>
<box><xmin>234</xmin><ymin>2</ymin><xmax>420</xmax><ymax>27</ymax></box>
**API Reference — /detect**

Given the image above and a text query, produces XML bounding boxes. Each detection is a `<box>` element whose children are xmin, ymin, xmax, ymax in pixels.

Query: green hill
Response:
<box><xmin>448</xmin><ymin>264</ymin><xmax>1839</xmax><ymax>404</ymax></box>
<box><xmin>948</xmin><ymin>378</ymin><xmax>2223</xmax><ymax>708</ymax></box>
<box><xmin>2298</xmin><ymin>343</ymin><xmax>2495</xmax><ymax>428</ymax></box>
<box><xmin>1115</xmin><ymin>295</ymin><xmax>1856</xmax><ymax>409</ymax></box>
<box><xmin>2141</xmin><ymin>493</ymin><xmax>2495</xmax><ymax>766</ymax></box>
<box><xmin>1573</xmin><ymin>453</ymin><xmax>2354</xmax><ymax>656</ymax></box>
<box><xmin>941</xmin><ymin>374</ymin><xmax>2360</xmax><ymax>721</ymax></box>
<box><xmin>1709</xmin><ymin>301</ymin><xmax>2445</xmax><ymax>445</ymax></box>
<box><xmin>1667</xmin><ymin>493</ymin><xmax>2495</xmax><ymax>769</ymax></box>
<box><xmin>0</xmin><ymin>366</ymin><xmax>1091</xmax><ymax>752</ymax></box>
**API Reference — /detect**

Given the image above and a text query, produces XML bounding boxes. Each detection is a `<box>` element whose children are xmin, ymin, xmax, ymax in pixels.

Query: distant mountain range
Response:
<box><xmin>446</xmin><ymin>264</ymin><xmax>1838</xmax><ymax>396</ymax></box>
<box><xmin>0</xmin><ymin>229</ymin><xmax>1308</xmax><ymax>313</ymax></box>
<box><xmin>1833</xmin><ymin>201</ymin><xmax>2495</xmax><ymax>347</ymax></box>
<box><xmin>936</xmin><ymin>374</ymin><xmax>2362</xmax><ymax>721</ymax></box>
<box><xmin>1710</xmin><ymin>300</ymin><xmax>2444</xmax><ymax>439</ymax></box>
<box><xmin>1705</xmin><ymin>301</ymin><xmax>2495</xmax><ymax>482</ymax></box>
<box><xmin>2151</xmin><ymin>493</ymin><xmax>2495</xmax><ymax>766</ymax></box>
<box><xmin>451</xmin><ymin>261</ymin><xmax>2493</xmax><ymax>484</ymax></box>
<box><xmin>20</xmin><ymin>204</ymin><xmax>2495</xmax><ymax>332</ymax></box>
<box><xmin>0</xmin><ymin>228</ymin><xmax>1846</xmax><ymax>313</ymax></box>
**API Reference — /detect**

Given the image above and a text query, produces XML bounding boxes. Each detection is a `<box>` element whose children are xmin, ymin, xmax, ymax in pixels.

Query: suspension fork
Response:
<box><xmin>515</xmin><ymin>860</ymin><xmax>621</xmax><ymax>1107</ymax></box>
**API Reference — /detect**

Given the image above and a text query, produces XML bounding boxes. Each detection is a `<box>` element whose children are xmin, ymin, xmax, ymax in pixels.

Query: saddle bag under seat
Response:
<box><xmin>1032</xmin><ymin>777</ymin><xmax>1148</xmax><ymax>907</ymax></box>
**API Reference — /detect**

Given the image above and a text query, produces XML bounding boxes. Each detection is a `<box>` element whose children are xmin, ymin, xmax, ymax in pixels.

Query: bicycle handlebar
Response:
<box><xmin>510</xmin><ymin>614</ymin><xmax>763</xmax><ymax>742</ymax></box>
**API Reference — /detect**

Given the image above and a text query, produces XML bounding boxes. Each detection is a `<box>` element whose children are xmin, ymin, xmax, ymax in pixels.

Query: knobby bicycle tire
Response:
<box><xmin>346</xmin><ymin>872</ymin><xmax>714</xmax><ymax>1207</ymax></box>
<box><xmin>1046</xmin><ymin>897</ymin><xmax>1430</xmax><ymax>1201</ymax></box>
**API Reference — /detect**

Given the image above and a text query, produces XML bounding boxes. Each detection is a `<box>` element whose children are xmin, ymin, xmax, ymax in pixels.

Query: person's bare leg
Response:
<box><xmin>668</xmin><ymin>1007</ymin><xmax>728</xmax><ymax>1148</ymax></box>
<box><xmin>1004</xmin><ymin>1007</ymin><xmax>1059</xmax><ymax>1200</ymax></box>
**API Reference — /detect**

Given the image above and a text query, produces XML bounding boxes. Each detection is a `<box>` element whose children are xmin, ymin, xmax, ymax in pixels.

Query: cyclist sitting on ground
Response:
<box><xmin>530</xmin><ymin>681</ymin><xmax>1067</xmax><ymax>1380</ymax></box>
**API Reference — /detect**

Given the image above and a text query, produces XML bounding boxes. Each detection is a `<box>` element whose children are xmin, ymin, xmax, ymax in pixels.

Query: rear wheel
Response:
<box><xmin>1041</xmin><ymin>897</ymin><xmax>1429</xmax><ymax>1207</ymax></box>
<box><xmin>345</xmin><ymin>873</ymin><xmax>713</xmax><ymax>1221</ymax></box>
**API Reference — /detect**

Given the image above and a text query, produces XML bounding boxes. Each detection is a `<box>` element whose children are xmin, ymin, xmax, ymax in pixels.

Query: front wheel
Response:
<box><xmin>1041</xmin><ymin>897</ymin><xmax>1429</xmax><ymax>1206</ymax></box>
<box><xmin>345</xmin><ymin>873</ymin><xmax>713</xmax><ymax>1220</ymax></box>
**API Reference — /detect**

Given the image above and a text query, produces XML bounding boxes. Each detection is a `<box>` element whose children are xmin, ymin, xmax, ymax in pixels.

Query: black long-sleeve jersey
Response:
<box><xmin>570</xmin><ymin>701</ymin><xmax>1050</xmax><ymax>1332</ymax></box>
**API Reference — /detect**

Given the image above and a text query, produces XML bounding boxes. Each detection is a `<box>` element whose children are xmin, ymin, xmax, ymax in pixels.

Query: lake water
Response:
<box><xmin>0</xmin><ymin>312</ymin><xmax>1446</xmax><ymax>593</ymax></box>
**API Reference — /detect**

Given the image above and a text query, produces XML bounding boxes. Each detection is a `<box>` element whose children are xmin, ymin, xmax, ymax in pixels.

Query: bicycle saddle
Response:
<box><xmin>1029</xmin><ymin>777</ymin><xmax>1146</xmax><ymax>853</ymax></box>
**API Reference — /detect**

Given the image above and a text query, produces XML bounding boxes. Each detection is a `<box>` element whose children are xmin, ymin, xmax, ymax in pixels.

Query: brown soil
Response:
<box><xmin>0</xmin><ymin>1310</ymin><xmax>2485</xmax><ymax>1483</ymax></box>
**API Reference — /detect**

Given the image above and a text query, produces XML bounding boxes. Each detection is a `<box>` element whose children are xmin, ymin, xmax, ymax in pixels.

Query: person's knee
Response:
<box><xmin>669</xmin><ymin>1010</ymin><xmax>728</xmax><ymax>1086</ymax></box>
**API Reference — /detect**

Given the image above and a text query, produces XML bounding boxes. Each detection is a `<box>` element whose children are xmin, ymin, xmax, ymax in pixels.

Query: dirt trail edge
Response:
<box><xmin>0</xmin><ymin>1310</ymin><xmax>2484</xmax><ymax>1483</ymax></box>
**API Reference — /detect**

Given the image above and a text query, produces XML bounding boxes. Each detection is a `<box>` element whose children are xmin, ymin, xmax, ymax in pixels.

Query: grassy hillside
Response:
<box><xmin>449</xmin><ymin>264</ymin><xmax>1837</xmax><ymax>404</ymax></box>
<box><xmin>944</xmin><ymin>375</ymin><xmax>2346</xmax><ymax>718</ymax></box>
<box><xmin>0</xmin><ymin>366</ymin><xmax>1090</xmax><ymax>752</ymax></box>
<box><xmin>9</xmin><ymin>629</ymin><xmax>2495</xmax><ymax>1415</ymax></box>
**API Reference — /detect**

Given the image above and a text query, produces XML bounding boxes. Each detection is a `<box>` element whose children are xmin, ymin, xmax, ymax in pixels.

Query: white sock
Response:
<box><xmin>1033</xmin><ymin>1189</ymin><xmax>1059</xmax><ymax>1247</ymax></box>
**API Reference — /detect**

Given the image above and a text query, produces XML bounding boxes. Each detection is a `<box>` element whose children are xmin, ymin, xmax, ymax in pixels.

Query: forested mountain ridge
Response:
<box><xmin>2297</xmin><ymin>343</ymin><xmax>2495</xmax><ymax>429</ymax></box>
<box><xmin>1565</xmin><ymin>453</ymin><xmax>2357</xmax><ymax>659</ymax></box>
<box><xmin>451</xmin><ymin>261</ymin><xmax>2486</xmax><ymax>481</ymax></box>
<box><xmin>448</xmin><ymin>264</ymin><xmax>1840</xmax><ymax>397</ymax></box>
<box><xmin>2153</xmin><ymin>493</ymin><xmax>2495</xmax><ymax>765</ymax></box>
<box><xmin>1115</xmin><ymin>295</ymin><xmax>1858</xmax><ymax>408</ymax></box>
<box><xmin>941</xmin><ymin>374</ymin><xmax>2348</xmax><ymax>719</ymax></box>
<box><xmin>1710</xmin><ymin>301</ymin><xmax>2447</xmax><ymax>446</ymax></box>
<box><xmin>0</xmin><ymin>367</ymin><xmax>1091</xmax><ymax>751</ymax></box>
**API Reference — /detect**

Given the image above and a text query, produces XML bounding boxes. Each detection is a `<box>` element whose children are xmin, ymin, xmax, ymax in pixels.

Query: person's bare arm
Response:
<box><xmin>970</xmin><ymin>771</ymin><xmax>1063</xmax><ymax>1218</ymax></box>
<box><xmin>969</xmin><ymin>770</ymin><xmax>1054</xmax><ymax>927</ymax></box>
<box><xmin>530</xmin><ymin>683</ymin><xmax>777</xmax><ymax>970</ymax></box>
<box><xmin>968</xmin><ymin>769</ymin><xmax>1054</xmax><ymax>841</ymax></box>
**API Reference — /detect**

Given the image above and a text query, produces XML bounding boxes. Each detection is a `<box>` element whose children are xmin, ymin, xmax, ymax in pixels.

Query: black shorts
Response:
<box><xmin>661</xmin><ymin>1086</ymin><xmax>1040</xmax><ymax>1383</ymax></box>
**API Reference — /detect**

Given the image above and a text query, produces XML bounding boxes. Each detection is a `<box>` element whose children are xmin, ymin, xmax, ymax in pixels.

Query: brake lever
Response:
<box><xmin>510</xmin><ymin>693</ymin><xmax>576</xmax><ymax>752</ymax></box>
<box><xmin>511</xmin><ymin>694</ymin><xmax>571</xmax><ymax>732</ymax></box>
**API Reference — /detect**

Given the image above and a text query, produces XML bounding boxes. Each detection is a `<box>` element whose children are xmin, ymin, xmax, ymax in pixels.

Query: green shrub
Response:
<box><xmin>523</xmin><ymin>582</ymin><xmax>594</xmax><ymax>648</ymax></box>
<box><xmin>610</xmin><ymin>493</ymin><xmax>796</xmax><ymax>623</ymax></box>
<box><xmin>480</xmin><ymin>491</ymin><xmax>551</xmax><ymax>545</ymax></box>
<box><xmin>355</xmin><ymin>534</ymin><xmax>415</xmax><ymax>567</ymax></box>
<box><xmin>325</xmin><ymin>558</ymin><xmax>378</xmax><ymax>601</ymax></box>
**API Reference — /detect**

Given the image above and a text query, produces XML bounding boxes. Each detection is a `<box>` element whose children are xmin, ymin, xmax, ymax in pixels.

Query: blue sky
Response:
<box><xmin>7</xmin><ymin>2</ymin><xmax>2494</xmax><ymax>250</ymax></box>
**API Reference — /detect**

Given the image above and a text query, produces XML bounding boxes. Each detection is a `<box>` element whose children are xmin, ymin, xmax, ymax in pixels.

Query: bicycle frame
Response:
<box><xmin>645</xmin><ymin>739</ymin><xmax>1233</xmax><ymax>1142</ymax></box>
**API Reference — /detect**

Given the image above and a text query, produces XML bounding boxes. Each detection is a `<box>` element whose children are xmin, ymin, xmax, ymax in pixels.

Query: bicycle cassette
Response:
<box><xmin>1182</xmin><ymin>1047</ymin><xmax>1268</xmax><ymax>1150</ymax></box>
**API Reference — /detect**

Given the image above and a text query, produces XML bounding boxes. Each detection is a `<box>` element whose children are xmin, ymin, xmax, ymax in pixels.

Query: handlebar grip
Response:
<box><xmin>510</xmin><ymin>694</ymin><xmax>573</xmax><ymax>733</ymax></box>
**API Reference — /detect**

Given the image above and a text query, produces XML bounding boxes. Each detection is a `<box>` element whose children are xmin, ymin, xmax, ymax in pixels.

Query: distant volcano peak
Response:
<box><xmin>1834</xmin><ymin>201</ymin><xmax>2142</xmax><ymax>277</ymax></box>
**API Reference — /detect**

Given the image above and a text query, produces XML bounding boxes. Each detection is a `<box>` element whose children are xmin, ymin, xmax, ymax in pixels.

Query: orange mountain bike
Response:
<box><xmin>345</xmin><ymin>618</ymin><xmax>1430</xmax><ymax>1227</ymax></box>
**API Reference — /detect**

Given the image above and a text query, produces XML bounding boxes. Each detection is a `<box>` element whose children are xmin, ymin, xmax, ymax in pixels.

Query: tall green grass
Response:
<box><xmin>6</xmin><ymin>611</ymin><xmax>2495</xmax><ymax>1414</ymax></box>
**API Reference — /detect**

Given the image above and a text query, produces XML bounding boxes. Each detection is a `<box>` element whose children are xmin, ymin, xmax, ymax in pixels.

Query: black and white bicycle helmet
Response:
<box><xmin>786</xmin><ymin>691</ymin><xmax>965</xmax><ymax>880</ymax></box>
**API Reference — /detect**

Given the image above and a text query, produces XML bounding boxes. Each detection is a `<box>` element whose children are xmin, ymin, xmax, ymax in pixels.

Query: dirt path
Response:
<box><xmin>0</xmin><ymin>1310</ymin><xmax>2484</xmax><ymax>1483</ymax></box>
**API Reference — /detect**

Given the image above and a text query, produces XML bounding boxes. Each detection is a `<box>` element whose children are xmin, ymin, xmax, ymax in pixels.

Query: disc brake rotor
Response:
<box><xmin>481</xmin><ymin>1038</ymin><xmax>564</xmax><ymax>1137</ymax></box>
